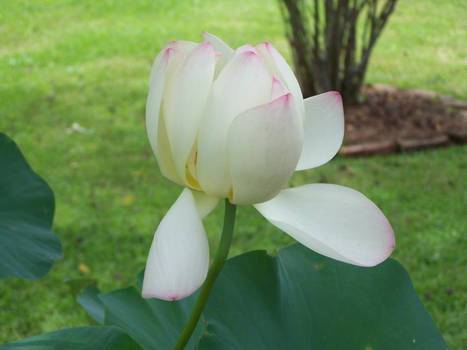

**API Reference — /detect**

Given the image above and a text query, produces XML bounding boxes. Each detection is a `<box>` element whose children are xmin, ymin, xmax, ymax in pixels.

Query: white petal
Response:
<box><xmin>146</xmin><ymin>48</ymin><xmax>183</xmax><ymax>184</ymax></box>
<box><xmin>142</xmin><ymin>189</ymin><xmax>210</xmax><ymax>300</ymax></box>
<box><xmin>146</xmin><ymin>49</ymin><xmax>167</xmax><ymax>157</ymax></box>
<box><xmin>149</xmin><ymin>41</ymin><xmax>197</xmax><ymax>89</ymax></box>
<box><xmin>202</xmin><ymin>32</ymin><xmax>234</xmax><ymax>70</ymax></box>
<box><xmin>164</xmin><ymin>40</ymin><xmax>198</xmax><ymax>54</ymax></box>
<box><xmin>228</xmin><ymin>93</ymin><xmax>303</xmax><ymax>205</ymax></box>
<box><xmin>197</xmin><ymin>49</ymin><xmax>272</xmax><ymax>198</ymax></box>
<box><xmin>296</xmin><ymin>91</ymin><xmax>345</xmax><ymax>170</ymax></box>
<box><xmin>191</xmin><ymin>190</ymin><xmax>219</xmax><ymax>218</ymax></box>
<box><xmin>271</xmin><ymin>75</ymin><xmax>288</xmax><ymax>100</ymax></box>
<box><xmin>235</xmin><ymin>44</ymin><xmax>256</xmax><ymax>54</ymax></box>
<box><xmin>164</xmin><ymin>42</ymin><xmax>216</xmax><ymax>183</ymax></box>
<box><xmin>255</xmin><ymin>184</ymin><xmax>395</xmax><ymax>266</ymax></box>
<box><xmin>256</xmin><ymin>42</ymin><xmax>304</xmax><ymax>115</ymax></box>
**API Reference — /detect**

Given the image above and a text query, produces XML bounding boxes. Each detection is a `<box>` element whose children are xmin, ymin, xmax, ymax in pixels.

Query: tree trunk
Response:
<box><xmin>279</xmin><ymin>0</ymin><xmax>398</xmax><ymax>105</ymax></box>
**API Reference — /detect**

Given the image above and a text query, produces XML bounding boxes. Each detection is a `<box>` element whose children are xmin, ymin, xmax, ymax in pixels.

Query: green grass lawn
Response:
<box><xmin>0</xmin><ymin>0</ymin><xmax>466</xmax><ymax>348</ymax></box>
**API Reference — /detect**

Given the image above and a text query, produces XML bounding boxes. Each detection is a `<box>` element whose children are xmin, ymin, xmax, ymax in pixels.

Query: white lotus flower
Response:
<box><xmin>142</xmin><ymin>33</ymin><xmax>395</xmax><ymax>300</ymax></box>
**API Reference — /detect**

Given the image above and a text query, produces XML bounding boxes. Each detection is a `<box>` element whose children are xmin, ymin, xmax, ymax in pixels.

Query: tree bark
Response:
<box><xmin>279</xmin><ymin>0</ymin><xmax>398</xmax><ymax>105</ymax></box>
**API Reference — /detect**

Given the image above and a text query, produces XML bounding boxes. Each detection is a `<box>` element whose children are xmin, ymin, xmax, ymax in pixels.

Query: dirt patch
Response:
<box><xmin>340</xmin><ymin>84</ymin><xmax>467</xmax><ymax>156</ymax></box>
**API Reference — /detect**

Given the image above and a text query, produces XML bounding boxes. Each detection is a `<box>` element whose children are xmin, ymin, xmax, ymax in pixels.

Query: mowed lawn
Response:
<box><xmin>0</xmin><ymin>0</ymin><xmax>466</xmax><ymax>348</ymax></box>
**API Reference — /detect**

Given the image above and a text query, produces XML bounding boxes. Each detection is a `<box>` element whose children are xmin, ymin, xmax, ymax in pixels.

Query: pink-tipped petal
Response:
<box><xmin>163</xmin><ymin>40</ymin><xmax>198</xmax><ymax>54</ymax></box>
<box><xmin>271</xmin><ymin>75</ymin><xmax>289</xmax><ymax>100</ymax></box>
<box><xmin>235</xmin><ymin>44</ymin><xmax>256</xmax><ymax>54</ymax></box>
<box><xmin>163</xmin><ymin>42</ymin><xmax>216</xmax><ymax>184</ymax></box>
<box><xmin>142</xmin><ymin>189</ymin><xmax>210</xmax><ymax>300</ymax></box>
<box><xmin>256</xmin><ymin>42</ymin><xmax>304</xmax><ymax>115</ymax></box>
<box><xmin>197</xmin><ymin>50</ymin><xmax>272</xmax><ymax>198</ymax></box>
<box><xmin>255</xmin><ymin>184</ymin><xmax>395</xmax><ymax>266</ymax></box>
<box><xmin>146</xmin><ymin>48</ymin><xmax>184</xmax><ymax>185</ymax></box>
<box><xmin>296</xmin><ymin>91</ymin><xmax>344</xmax><ymax>170</ymax></box>
<box><xmin>228</xmin><ymin>93</ymin><xmax>303</xmax><ymax>204</ymax></box>
<box><xmin>146</xmin><ymin>40</ymin><xmax>198</xmax><ymax>185</ymax></box>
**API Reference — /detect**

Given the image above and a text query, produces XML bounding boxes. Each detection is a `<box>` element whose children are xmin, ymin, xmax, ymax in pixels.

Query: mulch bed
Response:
<box><xmin>340</xmin><ymin>84</ymin><xmax>467</xmax><ymax>156</ymax></box>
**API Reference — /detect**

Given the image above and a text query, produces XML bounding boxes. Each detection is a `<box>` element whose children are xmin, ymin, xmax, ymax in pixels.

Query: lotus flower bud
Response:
<box><xmin>146</xmin><ymin>35</ymin><xmax>305</xmax><ymax>204</ymax></box>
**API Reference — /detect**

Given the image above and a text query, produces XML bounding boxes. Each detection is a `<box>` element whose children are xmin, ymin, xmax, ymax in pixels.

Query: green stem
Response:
<box><xmin>173</xmin><ymin>199</ymin><xmax>237</xmax><ymax>350</ymax></box>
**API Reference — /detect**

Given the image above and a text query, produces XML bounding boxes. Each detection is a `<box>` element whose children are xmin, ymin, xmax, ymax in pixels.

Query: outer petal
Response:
<box><xmin>296</xmin><ymin>91</ymin><xmax>344</xmax><ymax>170</ymax></box>
<box><xmin>254</xmin><ymin>184</ymin><xmax>395</xmax><ymax>266</ymax></box>
<box><xmin>163</xmin><ymin>42</ymin><xmax>216</xmax><ymax>184</ymax></box>
<box><xmin>228</xmin><ymin>93</ymin><xmax>303</xmax><ymax>205</ymax></box>
<box><xmin>146</xmin><ymin>48</ymin><xmax>183</xmax><ymax>184</ymax></box>
<box><xmin>202</xmin><ymin>31</ymin><xmax>234</xmax><ymax>70</ymax></box>
<box><xmin>142</xmin><ymin>189</ymin><xmax>210</xmax><ymax>300</ymax></box>
<box><xmin>149</xmin><ymin>40</ymin><xmax>197</xmax><ymax>89</ymax></box>
<box><xmin>256</xmin><ymin>42</ymin><xmax>304</xmax><ymax>115</ymax></box>
<box><xmin>161</xmin><ymin>40</ymin><xmax>197</xmax><ymax>56</ymax></box>
<box><xmin>197</xmin><ymin>49</ymin><xmax>272</xmax><ymax>198</ymax></box>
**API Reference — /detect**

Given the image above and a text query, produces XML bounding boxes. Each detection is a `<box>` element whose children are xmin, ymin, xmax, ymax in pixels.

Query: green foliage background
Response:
<box><xmin>0</xmin><ymin>0</ymin><xmax>465</xmax><ymax>348</ymax></box>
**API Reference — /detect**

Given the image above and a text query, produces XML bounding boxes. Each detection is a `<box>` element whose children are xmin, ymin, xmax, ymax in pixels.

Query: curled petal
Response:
<box><xmin>142</xmin><ymin>189</ymin><xmax>210</xmax><ymax>300</ymax></box>
<box><xmin>228</xmin><ymin>93</ymin><xmax>303</xmax><ymax>204</ymax></box>
<box><xmin>296</xmin><ymin>91</ymin><xmax>344</xmax><ymax>171</ymax></box>
<box><xmin>255</xmin><ymin>184</ymin><xmax>395</xmax><ymax>266</ymax></box>
<box><xmin>197</xmin><ymin>49</ymin><xmax>272</xmax><ymax>198</ymax></box>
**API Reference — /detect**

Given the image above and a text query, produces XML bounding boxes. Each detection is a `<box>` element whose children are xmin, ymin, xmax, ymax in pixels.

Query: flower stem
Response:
<box><xmin>173</xmin><ymin>199</ymin><xmax>237</xmax><ymax>350</ymax></box>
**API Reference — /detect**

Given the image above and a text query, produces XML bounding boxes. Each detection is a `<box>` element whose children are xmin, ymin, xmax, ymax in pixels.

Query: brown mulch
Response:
<box><xmin>340</xmin><ymin>84</ymin><xmax>467</xmax><ymax>156</ymax></box>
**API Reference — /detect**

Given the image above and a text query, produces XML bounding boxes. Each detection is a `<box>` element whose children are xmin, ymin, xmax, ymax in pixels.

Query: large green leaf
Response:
<box><xmin>0</xmin><ymin>133</ymin><xmax>61</xmax><ymax>279</ymax></box>
<box><xmin>96</xmin><ymin>279</ymin><xmax>205</xmax><ymax>350</ymax></box>
<box><xmin>200</xmin><ymin>244</ymin><xmax>449</xmax><ymax>350</ymax></box>
<box><xmin>77</xmin><ymin>284</ymin><xmax>105</xmax><ymax>325</ymax></box>
<box><xmin>75</xmin><ymin>274</ymin><xmax>205</xmax><ymax>349</ymax></box>
<box><xmin>74</xmin><ymin>244</ymin><xmax>448</xmax><ymax>349</ymax></box>
<box><xmin>0</xmin><ymin>326</ymin><xmax>141</xmax><ymax>349</ymax></box>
